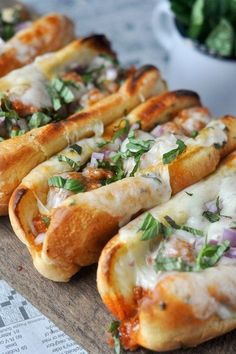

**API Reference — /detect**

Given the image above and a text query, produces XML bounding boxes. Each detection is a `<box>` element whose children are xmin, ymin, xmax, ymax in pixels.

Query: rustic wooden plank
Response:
<box><xmin>0</xmin><ymin>217</ymin><xmax>236</xmax><ymax>354</ymax></box>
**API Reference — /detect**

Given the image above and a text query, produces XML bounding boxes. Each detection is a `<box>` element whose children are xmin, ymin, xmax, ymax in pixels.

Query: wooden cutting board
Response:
<box><xmin>0</xmin><ymin>217</ymin><xmax>236</xmax><ymax>354</ymax></box>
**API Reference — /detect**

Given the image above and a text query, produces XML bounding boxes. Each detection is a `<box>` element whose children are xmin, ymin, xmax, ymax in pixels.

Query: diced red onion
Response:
<box><xmin>222</xmin><ymin>228</ymin><xmax>236</xmax><ymax>247</ymax></box>
<box><xmin>91</xmin><ymin>152</ymin><xmax>104</xmax><ymax>161</ymax></box>
<box><xmin>106</xmin><ymin>68</ymin><xmax>117</xmax><ymax>81</ymax></box>
<box><xmin>15</xmin><ymin>21</ymin><xmax>32</xmax><ymax>32</ymax></box>
<box><xmin>193</xmin><ymin>237</ymin><xmax>204</xmax><ymax>251</ymax></box>
<box><xmin>90</xmin><ymin>152</ymin><xmax>104</xmax><ymax>167</ymax></box>
<box><xmin>130</xmin><ymin>123</ymin><xmax>140</xmax><ymax>131</ymax></box>
<box><xmin>35</xmin><ymin>233</ymin><xmax>45</xmax><ymax>245</ymax></box>
<box><xmin>225</xmin><ymin>247</ymin><xmax>236</xmax><ymax>259</ymax></box>
<box><xmin>151</xmin><ymin>125</ymin><xmax>165</xmax><ymax>137</ymax></box>
<box><xmin>204</xmin><ymin>200</ymin><xmax>218</xmax><ymax>213</ymax></box>
<box><xmin>102</xmin><ymin>150</ymin><xmax>112</xmax><ymax>159</ymax></box>
<box><xmin>17</xmin><ymin>118</ymin><xmax>28</xmax><ymax>131</ymax></box>
<box><xmin>209</xmin><ymin>239</ymin><xmax>218</xmax><ymax>245</ymax></box>
<box><xmin>0</xmin><ymin>117</ymin><xmax>5</xmax><ymax>126</ymax></box>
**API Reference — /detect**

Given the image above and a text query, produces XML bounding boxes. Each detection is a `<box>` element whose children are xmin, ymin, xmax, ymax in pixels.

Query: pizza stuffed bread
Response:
<box><xmin>97</xmin><ymin>150</ymin><xmax>236</xmax><ymax>352</ymax></box>
<box><xmin>0</xmin><ymin>42</ymin><xmax>165</xmax><ymax>213</ymax></box>
<box><xmin>10</xmin><ymin>89</ymin><xmax>236</xmax><ymax>282</ymax></box>
<box><xmin>0</xmin><ymin>12</ymin><xmax>75</xmax><ymax>77</ymax></box>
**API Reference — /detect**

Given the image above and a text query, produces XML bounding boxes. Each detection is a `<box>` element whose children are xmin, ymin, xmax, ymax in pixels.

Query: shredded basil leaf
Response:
<box><xmin>155</xmin><ymin>256</ymin><xmax>193</xmax><ymax>272</ymax></box>
<box><xmin>195</xmin><ymin>240</ymin><xmax>230</xmax><ymax>270</ymax></box>
<box><xmin>202</xmin><ymin>196</ymin><xmax>221</xmax><ymax>223</ymax></box>
<box><xmin>112</xmin><ymin>119</ymin><xmax>130</xmax><ymax>142</ymax></box>
<box><xmin>164</xmin><ymin>215</ymin><xmax>204</xmax><ymax>236</ymax></box>
<box><xmin>185</xmin><ymin>191</ymin><xmax>193</xmax><ymax>196</ymax></box>
<box><xmin>140</xmin><ymin>213</ymin><xmax>173</xmax><ymax>241</ymax></box>
<box><xmin>48</xmin><ymin>176</ymin><xmax>85</xmax><ymax>193</ymax></box>
<box><xmin>10</xmin><ymin>129</ymin><xmax>25</xmax><ymax>137</ymax></box>
<box><xmin>191</xmin><ymin>130</ymin><xmax>198</xmax><ymax>138</ymax></box>
<box><xmin>162</xmin><ymin>139</ymin><xmax>186</xmax><ymax>165</ymax></box>
<box><xmin>58</xmin><ymin>155</ymin><xmax>80</xmax><ymax>171</ymax></box>
<box><xmin>230</xmin><ymin>221</ymin><xmax>236</xmax><ymax>229</ymax></box>
<box><xmin>28</xmin><ymin>112</ymin><xmax>52</xmax><ymax>129</ymax></box>
<box><xmin>47</xmin><ymin>78</ymin><xmax>77</xmax><ymax>111</ymax></box>
<box><xmin>70</xmin><ymin>144</ymin><xmax>82</xmax><ymax>155</ymax></box>
<box><xmin>42</xmin><ymin>216</ymin><xmax>50</xmax><ymax>228</ymax></box>
<box><xmin>108</xmin><ymin>321</ymin><xmax>121</xmax><ymax>354</ymax></box>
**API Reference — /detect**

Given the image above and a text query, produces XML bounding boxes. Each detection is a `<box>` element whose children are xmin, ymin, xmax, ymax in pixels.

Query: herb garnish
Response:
<box><xmin>70</xmin><ymin>144</ymin><xmax>82</xmax><ymax>155</ymax></box>
<box><xmin>113</xmin><ymin>130</ymin><xmax>154</xmax><ymax>176</ymax></box>
<box><xmin>28</xmin><ymin>112</ymin><xmax>51</xmax><ymax>129</ymax></box>
<box><xmin>191</xmin><ymin>130</ymin><xmax>198</xmax><ymax>138</ymax></box>
<box><xmin>139</xmin><ymin>213</ymin><xmax>172</xmax><ymax>241</ymax></box>
<box><xmin>185</xmin><ymin>191</ymin><xmax>193</xmax><ymax>196</ymax></box>
<box><xmin>108</xmin><ymin>321</ymin><xmax>121</xmax><ymax>354</ymax></box>
<box><xmin>164</xmin><ymin>215</ymin><xmax>204</xmax><ymax>236</ymax></box>
<box><xmin>155</xmin><ymin>256</ymin><xmax>193</xmax><ymax>272</ymax></box>
<box><xmin>58</xmin><ymin>155</ymin><xmax>80</xmax><ymax>171</ymax></box>
<box><xmin>42</xmin><ymin>216</ymin><xmax>50</xmax><ymax>228</ymax></box>
<box><xmin>195</xmin><ymin>240</ymin><xmax>230</xmax><ymax>270</ymax></box>
<box><xmin>47</xmin><ymin>78</ymin><xmax>78</xmax><ymax>111</ymax></box>
<box><xmin>202</xmin><ymin>196</ymin><xmax>232</xmax><ymax>223</ymax></box>
<box><xmin>230</xmin><ymin>221</ymin><xmax>236</xmax><ymax>229</ymax></box>
<box><xmin>155</xmin><ymin>240</ymin><xmax>230</xmax><ymax>272</ymax></box>
<box><xmin>162</xmin><ymin>139</ymin><xmax>186</xmax><ymax>165</ymax></box>
<box><xmin>48</xmin><ymin>176</ymin><xmax>85</xmax><ymax>193</ymax></box>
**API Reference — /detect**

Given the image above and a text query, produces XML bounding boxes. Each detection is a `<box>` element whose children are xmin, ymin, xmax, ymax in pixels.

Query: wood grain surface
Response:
<box><xmin>0</xmin><ymin>217</ymin><xmax>236</xmax><ymax>354</ymax></box>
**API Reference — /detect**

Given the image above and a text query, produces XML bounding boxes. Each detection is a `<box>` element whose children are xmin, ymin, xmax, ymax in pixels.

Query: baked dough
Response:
<box><xmin>97</xmin><ymin>150</ymin><xmax>236</xmax><ymax>352</ymax></box>
<box><xmin>0</xmin><ymin>13</ymin><xmax>75</xmax><ymax>77</ymax></box>
<box><xmin>1</xmin><ymin>65</ymin><xmax>165</xmax><ymax>214</ymax></box>
<box><xmin>10</xmin><ymin>102</ymin><xmax>233</xmax><ymax>283</ymax></box>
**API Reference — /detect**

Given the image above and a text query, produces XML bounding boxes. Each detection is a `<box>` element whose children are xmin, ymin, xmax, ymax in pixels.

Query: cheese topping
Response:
<box><xmin>6</xmin><ymin>64</ymin><xmax>51</xmax><ymax>108</ymax></box>
<box><xmin>115</xmin><ymin>156</ymin><xmax>236</xmax><ymax>321</ymax></box>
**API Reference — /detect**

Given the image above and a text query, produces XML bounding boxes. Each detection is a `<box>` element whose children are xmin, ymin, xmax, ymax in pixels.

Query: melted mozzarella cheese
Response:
<box><xmin>5</xmin><ymin>38</ymin><xmax>36</xmax><ymax>62</ymax></box>
<box><xmin>5</xmin><ymin>64</ymin><xmax>51</xmax><ymax>108</ymax></box>
<box><xmin>114</xmin><ymin>156</ymin><xmax>236</xmax><ymax>320</ymax></box>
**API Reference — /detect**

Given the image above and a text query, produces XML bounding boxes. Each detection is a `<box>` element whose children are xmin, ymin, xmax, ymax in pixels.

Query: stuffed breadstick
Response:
<box><xmin>0</xmin><ymin>12</ymin><xmax>75</xmax><ymax>77</ymax></box>
<box><xmin>97</xmin><ymin>150</ymin><xmax>236</xmax><ymax>352</ymax></box>
<box><xmin>0</xmin><ymin>33</ymin><xmax>120</xmax><ymax>141</ymax></box>
<box><xmin>1</xmin><ymin>65</ymin><xmax>165</xmax><ymax>214</ymax></box>
<box><xmin>10</xmin><ymin>91</ymin><xmax>218</xmax><ymax>281</ymax></box>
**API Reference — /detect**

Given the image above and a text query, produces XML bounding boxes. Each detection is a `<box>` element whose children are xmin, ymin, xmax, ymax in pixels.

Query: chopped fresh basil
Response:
<box><xmin>48</xmin><ymin>176</ymin><xmax>85</xmax><ymax>193</ymax></box>
<box><xmin>10</xmin><ymin>129</ymin><xmax>25</xmax><ymax>137</ymax></box>
<box><xmin>185</xmin><ymin>191</ymin><xmax>193</xmax><ymax>196</ymax></box>
<box><xmin>120</xmin><ymin>130</ymin><xmax>154</xmax><ymax>176</ymax></box>
<box><xmin>140</xmin><ymin>213</ymin><xmax>160</xmax><ymax>241</ymax></box>
<box><xmin>47</xmin><ymin>78</ymin><xmax>77</xmax><ymax>111</ymax></box>
<box><xmin>28</xmin><ymin>112</ymin><xmax>51</xmax><ymax>129</ymax></box>
<box><xmin>230</xmin><ymin>221</ymin><xmax>236</xmax><ymax>229</ymax></box>
<box><xmin>42</xmin><ymin>216</ymin><xmax>50</xmax><ymax>228</ymax></box>
<box><xmin>112</xmin><ymin>119</ymin><xmax>130</xmax><ymax>142</ymax></box>
<box><xmin>195</xmin><ymin>240</ymin><xmax>230</xmax><ymax>270</ymax></box>
<box><xmin>108</xmin><ymin>321</ymin><xmax>121</xmax><ymax>354</ymax></box>
<box><xmin>70</xmin><ymin>144</ymin><xmax>82</xmax><ymax>155</ymax></box>
<box><xmin>191</xmin><ymin>130</ymin><xmax>198</xmax><ymax>138</ymax></box>
<box><xmin>164</xmin><ymin>215</ymin><xmax>204</xmax><ymax>236</ymax></box>
<box><xmin>98</xmin><ymin>159</ymin><xmax>125</xmax><ymax>184</ymax></box>
<box><xmin>202</xmin><ymin>196</ymin><xmax>221</xmax><ymax>223</ymax></box>
<box><xmin>155</xmin><ymin>256</ymin><xmax>193</xmax><ymax>272</ymax></box>
<box><xmin>162</xmin><ymin>139</ymin><xmax>186</xmax><ymax>165</ymax></box>
<box><xmin>58</xmin><ymin>155</ymin><xmax>80</xmax><ymax>171</ymax></box>
<box><xmin>140</xmin><ymin>213</ymin><xmax>173</xmax><ymax>241</ymax></box>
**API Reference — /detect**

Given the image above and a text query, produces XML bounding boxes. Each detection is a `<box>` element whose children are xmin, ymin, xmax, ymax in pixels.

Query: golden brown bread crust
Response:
<box><xmin>9</xmin><ymin>115</ymin><xmax>236</xmax><ymax>281</ymax></box>
<box><xmin>2</xmin><ymin>66</ymin><xmax>165</xmax><ymax>215</ymax></box>
<box><xmin>97</xmin><ymin>151</ymin><xmax>236</xmax><ymax>351</ymax></box>
<box><xmin>0</xmin><ymin>13</ymin><xmax>75</xmax><ymax>77</ymax></box>
<box><xmin>169</xmin><ymin>115</ymin><xmax>236</xmax><ymax>194</ymax></box>
<box><xmin>36</xmin><ymin>34</ymin><xmax>116</xmax><ymax>79</ymax></box>
<box><xmin>104</xmin><ymin>89</ymin><xmax>201</xmax><ymax>138</ymax></box>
